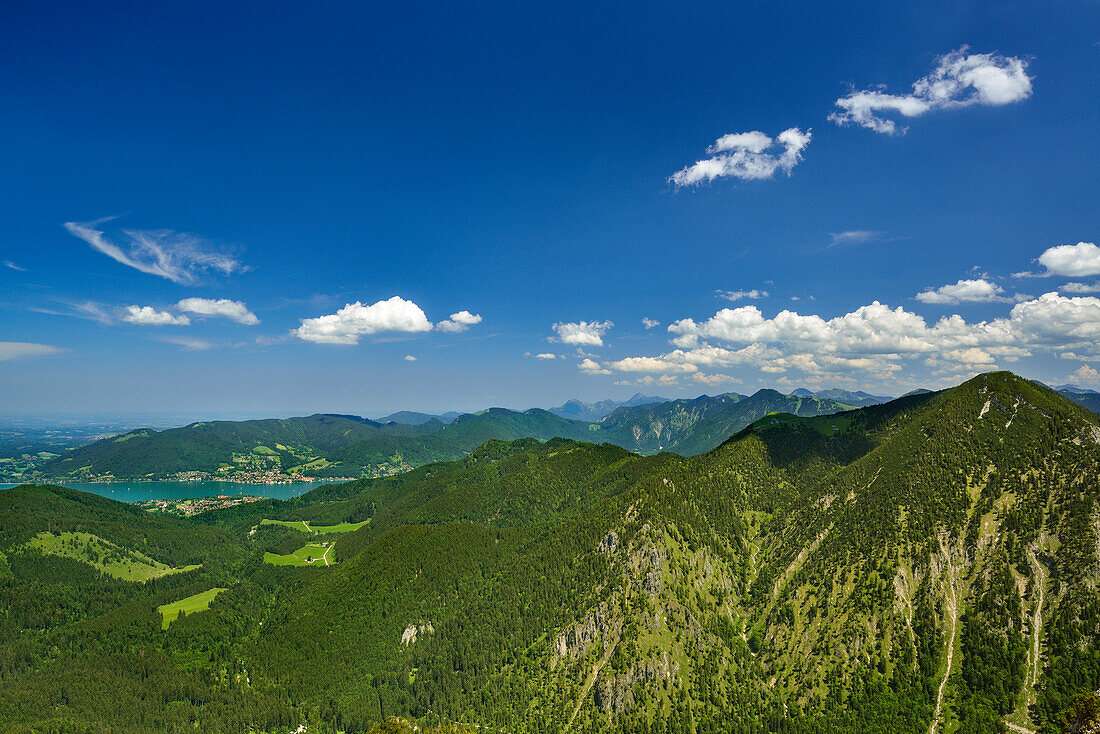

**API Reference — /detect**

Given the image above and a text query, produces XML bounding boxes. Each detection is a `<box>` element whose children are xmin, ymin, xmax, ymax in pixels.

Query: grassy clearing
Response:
<box><xmin>263</xmin><ymin>543</ymin><xmax>333</xmax><ymax>567</ymax></box>
<box><xmin>26</xmin><ymin>531</ymin><xmax>200</xmax><ymax>582</ymax></box>
<box><xmin>159</xmin><ymin>587</ymin><xmax>228</xmax><ymax>630</ymax></box>
<box><xmin>294</xmin><ymin>457</ymin><xmax>332</xmax><ymax>472</ymax></box>
<box><xmin>260</xmin><ymin>518</ymin><xmax>368</xmax><ymax>535</ymax></box>
<box><xmin>261</xmin><ymin>518</ymin><xmax>311</xmax><ymax>533</ymax></box>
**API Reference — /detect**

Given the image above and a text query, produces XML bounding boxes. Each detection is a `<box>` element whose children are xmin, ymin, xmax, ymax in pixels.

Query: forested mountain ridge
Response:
<box><xmin>790</xmin><ymin>387</ymin><xmax>893</xmax><ymax>407</ymax></box>
<box><xmin>594</xmin><ymin>389</ymin><xmax>855</xmax><ymax>454</ymax></box>
<box><xmin>3</xmin><ymin>372</ymin><xmax>1099</xmax><ymax>733</ymax></box>
<box><xmin>33</xmin><ymin>409</ymin><xmax>600</xmax><ymax>481</ymax></box>
<box><xmin>30</xmin><ymin>391</ymin><xmax>851</xmax><ymax>481</ymax></box>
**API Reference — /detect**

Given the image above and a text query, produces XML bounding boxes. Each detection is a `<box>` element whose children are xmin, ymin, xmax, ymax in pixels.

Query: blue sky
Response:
<box><xmin>2</xmin><ymin>1</ymin><xmax>1099</xmax><ymax>416</ymax></box>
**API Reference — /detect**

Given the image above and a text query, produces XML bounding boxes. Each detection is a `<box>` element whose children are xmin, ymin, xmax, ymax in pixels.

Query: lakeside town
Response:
<box><xmin>169</xmin><ymin>469</ymin><xmax>359</xmax><ymax>484</ymax></box>
<box><xmin>137</xmin><ymin>494</ymin><xmax>265</xmax><ymax>516</ymax></box>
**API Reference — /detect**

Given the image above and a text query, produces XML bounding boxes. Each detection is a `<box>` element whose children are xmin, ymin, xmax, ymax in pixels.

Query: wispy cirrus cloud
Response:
<box><xmin>159</xmin><ymin>336</ymin><xmax>215</xmax><ymax>351</ymax></box>
<box><xmin>670</xmin><ymin>128</ymin><xmax>811</xmax><ymax>186</ymax></box>
<box><xmin>828</xmin><ymin>230</ymin><xmax>887</xmax><ymax>248</ymax></box>
<box><xmin>830</xmin><ymin>47</ymin><xmax>1032</xmax><ymax>135</ymax></box>
<box><xmin>28</xmin><ymin>300</ymin><xmax>115</xmax><ymax>325</ymax></box>
<box><xmin>64</xmin><ymin>218</ymin><xmax>244</xmax><ymax>285</ymax></box>
<box><xmin>0</xmin><ymin>341</ymin><xmax>64</xmax><ymax>361</ymax></box>
<box><xmin>3</xmin><ymin>260</ymin><xmax>25</xmax><ymax>271</ymax></box>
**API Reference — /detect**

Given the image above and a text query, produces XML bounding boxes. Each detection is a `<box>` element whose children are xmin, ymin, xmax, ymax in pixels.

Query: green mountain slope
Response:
<box><xmin>4</xmin><ymin>372</ymin><xmax>1100</xmax><ymax>733</ymax></box>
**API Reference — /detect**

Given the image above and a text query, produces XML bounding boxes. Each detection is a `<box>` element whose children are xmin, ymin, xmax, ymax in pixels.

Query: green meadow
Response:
<box><xmin>263</xmin><ymin>543</ymin><xmax>333</xmax><ymax>567</ymax></box>
<box><xmin>26</xmin><ymin>531</ymin><xmax>200</xmax><ymax>582</ymax></box>
<box><xmin>260</xmin><ymin>518</ymin><xmax>368</xmax><ymax>535</ymax></box>
<box><xmin>159</xmin><ymin>587</ymin><xmax>228</xmax><ymax>630</ymax></box>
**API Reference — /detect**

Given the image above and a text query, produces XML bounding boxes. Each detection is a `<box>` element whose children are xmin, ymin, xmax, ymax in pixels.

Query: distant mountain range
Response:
<box><xmin>27</xmin><ymin>381</ymin><xmax>1100</xmax><ymax>483</ymax></box>
<box><xmin>33</xmin><ymin>390</ymin><xmax>853</xmax><ymax>481</ymax></box>
<box><xmin>376</xmin><ymin>410</ymin><xmax>462</xmax><ymax>425</ymax></box>
<box><xmin>36</xmin><ymin>409</ymin><xmax>598</xmax><ymax>481</ymax></box>
<box><xmin>790</xmin><ymin>387</ymin><xmax>893</xmax><ymax>407</ymax></box>
<box><xmin>1050</xmin><ymin>383</ymin><xmax>1100</xmax><ymax>394</ymax></box>
<box><xmin>1055</xmin><ymin>387</ymin><xmax>1100</xmax><ymax>414</ymax></box>
<box><xmin>547</xmin><ymin>393</ymin><xmax>667</xmax><ymax>422</ymax></box>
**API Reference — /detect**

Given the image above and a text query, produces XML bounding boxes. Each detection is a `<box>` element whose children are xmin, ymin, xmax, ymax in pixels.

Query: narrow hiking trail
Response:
<box><xmin>567</xmin><ymin>636</ymin><xmax>619</xmax><ymax>729</ymax></box>
<box><xmin>1006</xmin><ymin>543</ymin><xmax>1048</xmax><ymax>731</ymax></box>
<box><xmin>1028</xmin><ymin>548</ymin><xmax>1046</xmax><ymax>692</ymax></box>
<box><xmin>929</xmin><ymin>544</ymin><xmax>962</xmax><ymax>734</ymax></box>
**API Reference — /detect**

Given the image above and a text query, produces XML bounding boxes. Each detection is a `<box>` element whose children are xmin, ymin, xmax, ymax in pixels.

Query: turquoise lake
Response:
<box><xmin>0</xmin><ymin>480</ymin><xmax>340</xmax><ymax>502</ymax></box>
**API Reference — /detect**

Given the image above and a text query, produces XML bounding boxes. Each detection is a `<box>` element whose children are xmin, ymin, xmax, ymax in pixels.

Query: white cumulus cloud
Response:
<box><xmin>533</xmin><ymin>352</ymin><xmax>558</xmax><ymax>360</ymax></box>
<box><xmin>598</xmin><ymin>290</ymin><xmax>1100</xmax><ymax>388</ymax></box>
<box><xmin>670</xmin><ymin>128</ymin><xmax>811</xmax><ymax>186</ymax></box>
<box><xmin>693</xmin><ymin>372</ymin><xmax>741</xmax><ymax>385</ymax></box>
<box><xmin>436</xmin><ymin>310</ymin><xmax>483</xmax><ymax>333</ymax></box>
<box><xmin>551</xmin><ymin>320</ymin><xmax>613</xmax><ymax>347</ymax></box>
<box><xmin>578</xmin><ymin>358</ymin><xmax>611</xmax><ymax>375</ymax></box>
<box><xmin>64</xmin><ymin>218</ymin><xmax>244</xmax><ymax>284</ymax></box>
<box><xmin>1035</xmin><ymin>242</ymin><xmax>1100</xmax><ymax>278</ymax></box>
<box><xmin>295</xmin><ymin>296</ymin><xmax>433</xmax><ymax>345</ymax></box>
<box><xmin>176</xmin><ymin>298</ymin><xmax>259</xmax><ymax>325</ymax></box>
<box><xmin>642</xmin><ymin>318</ymin><xmax>660</xmax><ymax>329</ymax></box>
<box><xmin>1071</xmin><ymin>364</ymin><xmax>1100</xmax><ymax>385</ymax></box>
<box><xmin>830</xmin><ymin>47</ymin><xmax>1032</xmax><ymax>135</ymax></box>
<box><xmin>608</xmin><ymin>356</ymin><xmax>699</xmax><ymax>375</ymax></box>
<box><xmin>915</xmin><ymin>278</ymin><xmax>1009</xmax><ymax>304</ymax></box>
<box><xmin>404</xmin><ymin>354</ymin><xmax>417</xmax><ymax>362</ymax></box>
<box><xmin>121</xmin><ymin>305</ymin><xmax>191</xmax><ymax>326</ymax></box>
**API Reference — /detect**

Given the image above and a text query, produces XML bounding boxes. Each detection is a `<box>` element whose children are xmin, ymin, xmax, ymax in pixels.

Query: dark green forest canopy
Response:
<box><xmin>2</xmin><ymin>372</ymin><xmax>1099</xmax><ymax>733</ymax></box>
